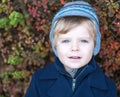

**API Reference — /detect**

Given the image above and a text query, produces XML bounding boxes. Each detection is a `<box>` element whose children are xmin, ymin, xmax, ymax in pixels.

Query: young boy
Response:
<box><xmin>25</xmin><ymin>1</ymin><xmax>117</xmax><ymax>97</ymax></box>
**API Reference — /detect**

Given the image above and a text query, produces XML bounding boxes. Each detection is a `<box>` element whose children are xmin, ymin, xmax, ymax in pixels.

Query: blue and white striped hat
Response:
<box><xmin>49</xmin><ymin>1</ymin><xmax>101</xmax><ymax>56</ymax></box>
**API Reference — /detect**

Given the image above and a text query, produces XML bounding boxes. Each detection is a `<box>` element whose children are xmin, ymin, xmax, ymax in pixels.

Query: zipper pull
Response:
<box><xmin>72</xmin><ymin>78</ymin><xmax>76</xmax><ymax>92</ymax></box>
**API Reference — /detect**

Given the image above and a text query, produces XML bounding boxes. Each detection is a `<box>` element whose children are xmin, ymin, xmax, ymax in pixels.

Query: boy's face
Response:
<box><xmin>56</xmin><ymin>24</ymin><xmax>95</xmax><ymax>72</ymax></box>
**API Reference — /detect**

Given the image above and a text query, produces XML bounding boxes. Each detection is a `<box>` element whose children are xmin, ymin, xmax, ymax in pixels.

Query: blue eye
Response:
<box><xmin>62</xmin><ymin>40</ymin><xmax>70</xmax><ymax>43</ymax></box>
<box><xmin>81</xmin><ymin>40</ymin><xmax>88</xmax><ymax>43</ymax></box>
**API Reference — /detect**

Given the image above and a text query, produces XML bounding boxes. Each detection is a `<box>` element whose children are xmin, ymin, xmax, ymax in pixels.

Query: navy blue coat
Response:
<box><xmin>25</xmin><ymin>57</ymin><xmax>117</xmax><ymax>97</ymax></box>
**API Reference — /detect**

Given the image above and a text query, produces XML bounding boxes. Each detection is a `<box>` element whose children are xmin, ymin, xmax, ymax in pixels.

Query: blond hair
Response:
<box><xmin>53</xmin><ymin>16</ymin><xmax>96</xmax><ymax>45</ymax></box>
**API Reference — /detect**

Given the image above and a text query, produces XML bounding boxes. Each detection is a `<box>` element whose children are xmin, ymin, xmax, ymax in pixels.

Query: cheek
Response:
<box><xmin>82</xmin><ymin>44</ymin><xmax>94</xmax><ymax>55</ymax></box>
<box><xmin>57</xmin><ymin>48</ymin><xmax>66</xmax><ymax>56</ymax></box>
<box><xmin>56</xmin><ymin>46</ymin><xmax>64</xmax><ymax>57</ymax></box>
<box><xmin>56</xmin><ymin>43</ymin><xmax>69</xmax><ymax>52</ymax></box>
<box><xmin>83</xmin><ymin>45</ymin><xmax>94</xmax><ymax>63</ymax></box>
<box><xmin>88</xmin><ymin>46</ymin><xmax>94</xmax><ymax>57</ymax></box>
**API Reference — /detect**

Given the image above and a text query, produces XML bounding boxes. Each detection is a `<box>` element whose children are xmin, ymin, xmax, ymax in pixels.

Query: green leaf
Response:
<box><xmin>2</xmin><ymin>0</ymin><xmax>9</xmax><ymax>3</ymax></box>
<box><xmin>0</xmin><ymin>4</ymin><xmax>9</xmax><ymax>12</ymax></box>
<box><xmin>0</xmin><ymin>17</ymin><xmax>9</xmax><ymax>28</ymax></box>
<box><xmin>12</xmin><ymin>71</ymin><xmax>26</xmax><ymax>79</ymax></box>
<box><xmin>9</xmin><ymin>11</ymin><xmax>25</xmax><ymax>27</ymax></box>
<box><xmin>0</xmin><ymin>94</ymin><xmax>5</xmax><ymax>97</ymax></box>
<box><xmin>7</xmin><ymin>55</ymin><xmax>23</xmax><ymax>65</ymax></box>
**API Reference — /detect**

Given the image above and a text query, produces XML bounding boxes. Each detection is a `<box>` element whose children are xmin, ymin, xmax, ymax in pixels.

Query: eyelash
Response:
<box><xmin>81</xmin><ymin>40</ymin><xmax>88</xmax><ymax>43</ymax></box>
<box><xmin>61</xmin><ymin>39</ymin><xmax>89</xmax><ymax>43</ymax></box>
<box><xmin>62</xmin><ymin>40</ymin><xmax>70</xmax><ymax>43</ymax></box>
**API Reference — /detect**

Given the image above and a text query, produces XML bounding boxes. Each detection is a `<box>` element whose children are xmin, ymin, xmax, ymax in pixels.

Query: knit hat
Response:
<box><xmin>49</xmin><ymin>1</ymin><xmax>101</xmax><ymax>56</ymax></box>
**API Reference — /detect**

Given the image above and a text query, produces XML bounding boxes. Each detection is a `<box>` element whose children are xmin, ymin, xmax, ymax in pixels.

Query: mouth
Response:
<box><xmin>68</xmin><ymin>56</ymin><xmax>81</xmax><ymax>59</ymax></box>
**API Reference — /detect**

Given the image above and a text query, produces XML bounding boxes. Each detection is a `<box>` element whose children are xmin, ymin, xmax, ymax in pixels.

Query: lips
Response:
<box><xmin>69</xmin><ymin>56</ymin><xmax>81</xmax><ymax>59</ymax></box>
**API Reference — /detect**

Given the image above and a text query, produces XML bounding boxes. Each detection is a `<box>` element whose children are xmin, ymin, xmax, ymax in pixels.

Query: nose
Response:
<box><xmin>71</xmin><ymin>42</ymin><xmax>79</xmax><ymax>51</ymax></box>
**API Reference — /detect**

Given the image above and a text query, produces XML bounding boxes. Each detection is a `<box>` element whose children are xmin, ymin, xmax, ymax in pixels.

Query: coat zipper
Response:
<box><xmin>71</xmin><ymin>65</ymin><xmax>89</xmax><ymax>92</ymax></box>
<box><xmin>61</xmin><ymin>72</ymin><xmax>76</xmax><ymax>92</ymax></box>
<box><xmin>72</xmin><ymin>78</ymin><xmax>76</xmax><ymax>92</ymax></box>
<box><xmin>61</xmin><ymin>65</ymin><xmax>88</xmax><ymax>92</ymax></box>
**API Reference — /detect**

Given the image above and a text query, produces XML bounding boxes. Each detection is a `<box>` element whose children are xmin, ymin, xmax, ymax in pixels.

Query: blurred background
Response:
<box><xmin>0</xmin><ymin>0</ymin><xmax>120</xmax><ymax>97</ymax></box>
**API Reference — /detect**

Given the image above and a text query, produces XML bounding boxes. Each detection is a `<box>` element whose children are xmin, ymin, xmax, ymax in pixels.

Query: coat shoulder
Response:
<box><xmin>89</xmin><ymin>64</ymin><xmax>117</xmax><ymax>97</ymax></box>
<box><xmin>89</xmin><ymin>65</ymin><xmax>117</xmax><ymax>97</ymax></box>
<box><xmin>33</xmin><ymin>62</ymin><xmax>59</xmax><ymax>80</ymax></box>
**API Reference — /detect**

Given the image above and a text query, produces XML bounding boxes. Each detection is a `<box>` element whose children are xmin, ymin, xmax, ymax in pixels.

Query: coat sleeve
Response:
<box><xmin>24</xmin><ymin>71</ymin><xmax>40</xmax><ymax>97</ymax></box>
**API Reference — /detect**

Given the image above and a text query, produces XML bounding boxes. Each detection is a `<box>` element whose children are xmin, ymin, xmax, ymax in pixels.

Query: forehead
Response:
<box><xmin>58</xmin><ymin>24</ymin><xmax>93</xmax><ymax>39</ymax></box>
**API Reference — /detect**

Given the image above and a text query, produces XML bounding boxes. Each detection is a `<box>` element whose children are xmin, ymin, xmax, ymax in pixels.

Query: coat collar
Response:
<box><xmin>88</xmin><ymin>64</ymin><xmax>108</xmax><ymax>90</ymax></box>
<box><xmin>38</xmin><ymin>61</ymin><xmax>59</xmax><ymax>79</ymax></box>
<box><xmin>39</xmin><ymin>57</ymin><xmax>108</xmax><ymax>97</ymax></box>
